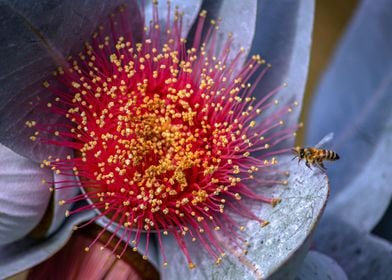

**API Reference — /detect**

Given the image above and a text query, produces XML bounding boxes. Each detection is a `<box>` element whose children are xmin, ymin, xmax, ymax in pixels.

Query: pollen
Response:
<box><xmin>188</xmin><ymin>262</ymin><xmax>196</xmax><ymax>269</ymax></box>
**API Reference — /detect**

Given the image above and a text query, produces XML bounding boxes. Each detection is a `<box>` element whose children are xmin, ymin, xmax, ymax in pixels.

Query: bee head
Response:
<box><xmin>292</xmin><ymin>146</ymin><xmax>304</xmax><ymax>159</ymax></box>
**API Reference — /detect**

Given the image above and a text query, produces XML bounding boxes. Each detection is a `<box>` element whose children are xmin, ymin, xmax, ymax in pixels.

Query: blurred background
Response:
<box><xmin>298</xmin><ymin>0</ymin><xmax>358</xmax><ymax>145</ymax></box>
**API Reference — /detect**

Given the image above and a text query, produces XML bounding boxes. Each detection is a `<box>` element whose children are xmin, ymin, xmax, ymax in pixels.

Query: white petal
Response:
<box><xmin>0</xmin><ymin>143</ymin><xmax>52</xmax><ymax>245</ymax></box>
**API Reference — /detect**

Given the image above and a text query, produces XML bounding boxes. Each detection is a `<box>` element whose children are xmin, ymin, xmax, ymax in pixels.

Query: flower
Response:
<box><xmin>0</xmin><ymin>1</ymin><xmax>316</xmax><ymax>278</ymax></box>
<box><xmin>28</xmin><ymin>2</ymin><xmax>295</xmax><ymax>268</ymax></box>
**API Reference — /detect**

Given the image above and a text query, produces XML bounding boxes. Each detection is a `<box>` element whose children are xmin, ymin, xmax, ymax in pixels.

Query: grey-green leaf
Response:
<box><xmin>0</xmin><ymin>0</ymin><xmax>130</xmax><ymax>163</ymax></box>
<box><xmin>250</xmin><ymin>0</ymin><xmax>315</xmax><ymax>134</ymax></box>
<box><xmin>210</xmin><ymin>0</ymin><xmax>257</xmax><ymax>66</ymax></box>
<box><xmin>0</xmin><ymin>143</ymin><xmax>52</xmax><ymax>245</ymax></box>
<box><xmin>0</xmin><ymin>210</ymin><xmax>94</xmax><ymax>279</ymax></box>
<box><xmin>314</xmin><ymin>215</ymin><xmax>392</xmax><ymax>280</ymax></box>
<box><xmin>43</xmin><ymin>173</ymin><xmax>80</xmax><ymax>236</ymax></box>
<box><xmin>296</xmin><ymin>251</ymin><xmax>347</xmax><ymax>280</ymax></box>
<box><xmin>144</xmin><ymin>0</ymin><xmax>202</xmax><ymax>38</ymax></box>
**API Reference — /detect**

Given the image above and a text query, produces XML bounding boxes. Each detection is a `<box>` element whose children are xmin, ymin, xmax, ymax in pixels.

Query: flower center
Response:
<box><xmin>75</xmin><ymin>39</ymin><xmax>239</xmax><ymax>222</ymax></box>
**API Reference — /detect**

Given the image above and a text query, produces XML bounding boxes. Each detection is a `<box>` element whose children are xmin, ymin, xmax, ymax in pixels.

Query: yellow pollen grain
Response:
<box><xmin>261</xmin><ymin>221</ymin><xmax>270</xmax><ymax>227</ymax></box>
<box><xmin>188</xmin><ymin>262</ymin><xmax>196</xmax><ymax>269</ymax></box>
<box><xmin>272</xmin><ymin>198</ymin><xmax>282</xmax><ymax>207</ymax></box>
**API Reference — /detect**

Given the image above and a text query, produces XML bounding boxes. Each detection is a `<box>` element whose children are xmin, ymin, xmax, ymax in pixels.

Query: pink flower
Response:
<box><xmin>28</xmin><ymin>2</ymin><xmax>295</xmax><ymax>268</ymax></box>
<box><xmin>0</xmin><ymin>1</ymin><xmax>317</xmax><ymax>278</ymax></box>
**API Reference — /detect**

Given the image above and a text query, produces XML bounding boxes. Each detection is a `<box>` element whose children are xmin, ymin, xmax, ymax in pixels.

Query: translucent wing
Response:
<box><xmin>315</xmin><ymin>132</ymin><xmax>334</xmax><ymax>148</ymax></box>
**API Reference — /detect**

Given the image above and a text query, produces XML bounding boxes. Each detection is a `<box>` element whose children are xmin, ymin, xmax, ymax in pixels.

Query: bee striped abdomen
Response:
<box><xmin>323</xmin><ymin>149</ymin><xmax>339</xmax><ymax>161</ymax></box>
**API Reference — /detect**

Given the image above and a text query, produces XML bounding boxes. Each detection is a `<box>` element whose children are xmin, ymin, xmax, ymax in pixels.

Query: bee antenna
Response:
<box><xmin>291</xmin><ymin>156</ymin><xmax>297</xmax><ymax>161</ymax></box>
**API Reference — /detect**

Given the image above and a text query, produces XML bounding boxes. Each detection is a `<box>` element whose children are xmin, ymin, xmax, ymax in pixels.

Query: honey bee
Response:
<box><xmin>292</xmin><ymin>133</ymin><xmax>340</xmax><ymax>171</ymax></box>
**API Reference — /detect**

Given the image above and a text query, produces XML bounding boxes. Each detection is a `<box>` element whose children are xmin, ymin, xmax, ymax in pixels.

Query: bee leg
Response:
<box><xmin>316</xmin><ymin>161</ymin><xmax>326</xmax><ymax>172</ymax></box>
<box><xmin>319</xmin><ymin>162</ymin><xmax>327</xmax><ymax>171</ymax></box>
<box><xmin>305</xmin><ymin>161</ymin><xmax>312</xmax><ymax>169</ymax></box>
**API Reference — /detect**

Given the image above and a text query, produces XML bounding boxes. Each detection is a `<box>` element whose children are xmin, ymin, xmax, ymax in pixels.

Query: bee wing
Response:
<box><xmin>315</xmin><ymin>132</ymin><xmax>334</xmax><ymax>148</ymax></box>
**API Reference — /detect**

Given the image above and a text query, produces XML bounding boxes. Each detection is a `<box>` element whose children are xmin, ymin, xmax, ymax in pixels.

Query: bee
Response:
<box><xmin>292</xmin><ymin>133</ymin><xmax>340</xmax><ymax>171</ymax></box>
